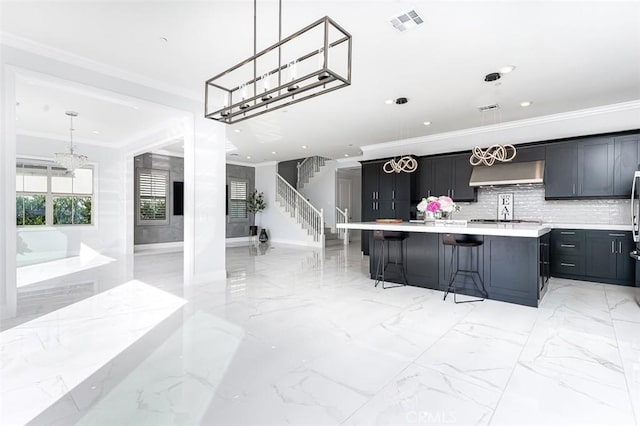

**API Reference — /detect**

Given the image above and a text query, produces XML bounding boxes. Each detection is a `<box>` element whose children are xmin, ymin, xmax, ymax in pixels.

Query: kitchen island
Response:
<box><xmin>337</xmin><ymin>221</ymin><xmax>552</xmax><ymax>307</ymax></box>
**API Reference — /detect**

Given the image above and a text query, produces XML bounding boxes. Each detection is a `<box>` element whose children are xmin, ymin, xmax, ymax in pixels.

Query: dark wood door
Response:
<box><xmin>617</xmin><ymin>237</ymin><xmax>636</xmax><ymax>284</ymax></box>
<box><xmin>585</xmin><ymin>234</ymin><xmax>617</xmax><ymax>280</ymax></box>
<box><xmin>432</xmin><ymin>157</ymin><xmax>453</xmax><ymax>197</ymax></box>
<box><xmin>577</xmin><ymin>137</ymin><xmax>614</xmax><ymax>197</ymax></box>
<box><xmin>452</xmin><ymin>154</ymin><xmax>476</xmax><ymax>202</ymax></box>
<box><xmin>415</xmin><ymin>158</ymin><xmax>434</xmax><ymax>200</ymax></box>
<box><xmin>613</xmin><ymin>134</ymin><xmax>640</xmax><ymax>197</ymax></box>
<box><xmin>545</xmin><ymin>142</ymin><xmax>578</xmax><ymax>199</ymax></box>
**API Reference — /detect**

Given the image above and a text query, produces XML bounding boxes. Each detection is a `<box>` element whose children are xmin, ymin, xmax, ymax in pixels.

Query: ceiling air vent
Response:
<box><xmin>389</xmin><ymin>10</ymin><xmax>424</xmax><ymax>32</ymax></box>
<box><xmin>477</xmin><ymin>104</ymin><xmax>500</xmax><ymax>112</ymax></box>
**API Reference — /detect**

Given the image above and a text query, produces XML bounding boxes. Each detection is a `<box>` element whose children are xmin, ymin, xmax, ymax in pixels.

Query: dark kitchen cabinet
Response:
<box><xmin>577</xmin><ymin>137</ymin><xmax>614</xmax><ymax>197</ymax></box>
<box><xmin>585</xmin><ymin>231</ymin><xmax>634</xmax><ymax>284</ymax></box>
<box><xmin>415</xmin><ymin>158</ymin><xmax>434</xmax><ymax>199</ymax></box>
<box><xmin>405</xmin><ymin>233</ymin><xmax>439</xmax><ymax>289</ymax></box>
<box><xmin>613</xmin><ymin>134</ymin><xmax>640</xmax><ymax>197</ymax></box>
<box><xmin>512</xmin><ymin>145</ymin><xmax>546</xmax><ymax>163</ymax></box>
<box><xmin>361</xmin><ymin>161</ymin><xmax>412</xmax><ymax>254</ymax></box>
<box><xmin>430</xmin><ymin>154</ymin><xmax>476</xmax><ymax>202</ymax></box>
<box><xmin>545</xmin><ymin>142</ymin><xmax>578</xmax><ymax>199</ymax></box>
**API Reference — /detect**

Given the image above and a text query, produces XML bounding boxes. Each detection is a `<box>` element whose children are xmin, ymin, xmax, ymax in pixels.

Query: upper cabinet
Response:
<box><xmin>613</xmin><ymin>134</ymin><xmax>640</xmax><ymax>197</ymax></box>
<box><xmin>417</xmin><ymin>153</ymin><xmax>476</xmax><ymax>202</ymax></box>
<box><xmin>545</xmin><ymin>136</ymin><xmax>623</xmax><ymax>199</ymax></box>
<box><xmin>361</xmin><ymin>161</ymin><xmax>411</xmax><ymax>221</ymax></box>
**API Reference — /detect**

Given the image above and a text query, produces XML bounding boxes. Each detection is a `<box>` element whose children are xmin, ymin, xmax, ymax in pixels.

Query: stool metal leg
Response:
<box><xmin>382</xmin><ymin>240</ymin><xmax>405</xmax><ymax>289</ymax></box>
<box><xmin>444</xmin><ymin>245</ymin><xmax>486</xmax><ymax>304</ymax></box>
<box><xmin>374</xmin><ymin>240</ymin><xmax>385</xmax><ymax>287</ymax></box>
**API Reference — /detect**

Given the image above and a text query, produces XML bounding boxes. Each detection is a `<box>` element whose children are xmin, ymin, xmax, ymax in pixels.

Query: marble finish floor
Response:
<box><xmin>2</xmin><ymin>241</ymin><xmax>640</xmax><ymax>425</ymax></box>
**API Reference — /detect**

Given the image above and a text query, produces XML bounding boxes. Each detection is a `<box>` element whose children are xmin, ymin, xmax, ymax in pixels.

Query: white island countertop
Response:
<box><xmin>337</xmin><ymin>221</ymin><xmax>551</xmax><ymax>238</ymax></box>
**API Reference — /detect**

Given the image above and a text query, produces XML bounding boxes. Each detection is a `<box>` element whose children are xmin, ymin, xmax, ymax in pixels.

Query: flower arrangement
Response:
<box><xmin>417</xmin><ymin>195</ymin><xmax>460</xmax><ymax>219</ymax></box>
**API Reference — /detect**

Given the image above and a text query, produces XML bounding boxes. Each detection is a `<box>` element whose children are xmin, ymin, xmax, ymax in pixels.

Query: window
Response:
<box><xmin>137</xmin><ymin>168</ymin><xmax>169</xmax><ymax>225</ymax></box>
<box><xmin>229</xmin><ymin>179</ymin><xmax>248</xmax><ymax>219</ymax></box>
<box><xmin>16</xmin><ymin>162</ymin><xmax>94</xmax><ymax>226</ymax></box>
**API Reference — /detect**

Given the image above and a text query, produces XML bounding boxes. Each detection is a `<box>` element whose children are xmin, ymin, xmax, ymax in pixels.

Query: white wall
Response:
<box><xmin>1</xmin><ymin>43</ymin><xmax>227</xmax><ymax>318</ymax></box>
<box><xmin>255</xmin><ymin>163</ymin><xmax>316</xmax><ymax>246</ymax></box>
<box><xmin>16</xmin><ymin>135</ymin><xmax>126</xmax><ymax>266</ymax></box>
<box><xmin>299</xmin><ymin>160</ymin><xmax>338</xmax><ymax>231</ymax></box>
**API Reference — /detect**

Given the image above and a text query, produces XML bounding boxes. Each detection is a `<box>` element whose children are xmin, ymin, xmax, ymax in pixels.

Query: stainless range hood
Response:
<box><xmin>469</xmin><ymin>160</ymin><xmax>545</xmax><ymax>187</ymax></box>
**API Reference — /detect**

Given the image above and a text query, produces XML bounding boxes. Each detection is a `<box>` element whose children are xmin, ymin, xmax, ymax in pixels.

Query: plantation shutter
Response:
<box><xmin>138</xmin><ymin>168</ymin><xmax>169</xmax><ymax>223</ymax></box>
<box><xmin>229</xmin><ymin>180</ymin><xmax>247</xmax><ymax>218</ymax></box>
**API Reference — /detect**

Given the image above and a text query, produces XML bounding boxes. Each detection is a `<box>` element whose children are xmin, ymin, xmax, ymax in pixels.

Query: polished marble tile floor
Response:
<box><xmin>4</xmin><ymin>241</ymin><xmax>640</xmax><ymax>425</ymax></box>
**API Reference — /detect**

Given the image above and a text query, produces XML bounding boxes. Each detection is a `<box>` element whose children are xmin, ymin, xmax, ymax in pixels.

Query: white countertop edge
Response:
<box><xmin>337</xmin><ymin>222</ymin><xmax>551</xmax><ymax>238</ymax></box>
<box><xmin>542</xmin><ymin>223</ymin><xmax>632</xmax><ymax>231</ymax></box>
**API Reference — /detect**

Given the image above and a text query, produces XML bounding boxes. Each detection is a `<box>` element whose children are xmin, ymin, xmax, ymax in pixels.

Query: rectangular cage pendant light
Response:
<box><xmin>205</xmin><ymin>16</ymin><xmax>352</xmax><ymax>124</ymax></box>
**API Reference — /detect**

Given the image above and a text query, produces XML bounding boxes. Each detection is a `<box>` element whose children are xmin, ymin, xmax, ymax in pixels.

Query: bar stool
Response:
<box><xmin>373</xmin><ymin>230</ymin><xmax>408</xmax><ymax>289</ymax></box>
<box><xmin>442</xmin><ymin>233</ymin><xmax>487</xmax><ymax>303</ymax></box>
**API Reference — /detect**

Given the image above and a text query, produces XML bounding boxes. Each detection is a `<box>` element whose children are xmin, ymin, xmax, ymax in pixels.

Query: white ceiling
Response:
<box><xmin>3</xmin><ymin>1</ymin><xmax>640</xmax><ymax>163</ymax></box>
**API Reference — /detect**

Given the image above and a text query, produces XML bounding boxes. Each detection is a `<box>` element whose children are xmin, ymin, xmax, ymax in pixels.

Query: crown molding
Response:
<box><xmin>1</xmin><ymin>32</ymin><xmax>201</xmax><ymax>103</ymax></box>
<box><xmin>252</xmin><ymin>161</ymin><xmax>278</xmax><ymax>167</ymax></box>
<box><xmin>361</xmin><ymin>100</ymin><xmax>640</xmax><ymax>154</ymax></box>
<box><xmin>226</xmin><ymin>159</ymin><xmax>256</xmax><ymax>167</ymax></box>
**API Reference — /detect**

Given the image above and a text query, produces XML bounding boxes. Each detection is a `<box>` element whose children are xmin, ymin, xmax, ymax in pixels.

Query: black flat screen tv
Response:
<box><xmin>173</xmin><ymin>181</ymin><xmax>184</xmax><ymax>216</ymax></box>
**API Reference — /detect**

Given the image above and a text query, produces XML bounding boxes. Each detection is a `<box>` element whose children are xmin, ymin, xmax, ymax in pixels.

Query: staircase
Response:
<box><xmin>276</xmin><ymin>173</ymin><xmax>325</xmax><ymax>246</ymax></box>
<box><xmin>324</xmin><ymin>227</ymin><xmax>342</xmax><ymax>246</ymax></box>
<box><xmin>297</xmin><ymin>156</ymin><xmax>330</xmax><ymax>189</ymax></box>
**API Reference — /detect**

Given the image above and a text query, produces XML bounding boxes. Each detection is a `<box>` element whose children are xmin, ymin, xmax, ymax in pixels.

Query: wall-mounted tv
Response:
<box><xmin>173</xmin><ymin>181</ymin><xmax>184</xmax><ymax>216</ymax></box>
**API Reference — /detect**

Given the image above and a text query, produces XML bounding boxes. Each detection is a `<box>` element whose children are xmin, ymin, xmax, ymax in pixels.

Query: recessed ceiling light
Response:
<box><xmin>499</xmin><ymin>65</ymin><xmax>516</xmax><ymax>74</ymax></box>
<box><xmin>384</xmin><ymin>99</ymin><xmax>393</xmax><ymax>105</ymax></box>
<box><xmin>520</xmin><ymin>101</ymin><xmax>532</xmax><ymax>107</ymax></box>
<box><xmin>423</xmin><ymin>121</ymin><xmax>432</xmax><ymax>126</ymax></box>
<box><xmin>344</xmin><ymin>154</ymin><xmax>350</xmax><ymax>157</ymax></box>
<box><xmin>246</xmin><ymin>156</ymin><xmax>251</xmax><ymax>159</ymax></box>
<box><xmin>271</xmin><ymin>151</ymin><xmax>276</xmax><ymax>155</ymax></box>
<box><xmin>92</xmin><ymin>130</ymin><xmax>100</xmax><ymax>134</ymax></box>
<box><xmin>301</xmin><ymin>145</ymin><xmax>307</xmax><ymax>149</ymax></box>
<box><xmin>234</xmin><ymin>129</ymin><xmax>242</xmax><ymax>133</ymax></box>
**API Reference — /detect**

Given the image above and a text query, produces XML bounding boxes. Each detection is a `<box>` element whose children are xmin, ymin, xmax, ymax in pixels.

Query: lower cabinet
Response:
<box><xmin>551</xmin><ymin>228</ymin><xmax>635</xmax><ymax>286</ymax></box>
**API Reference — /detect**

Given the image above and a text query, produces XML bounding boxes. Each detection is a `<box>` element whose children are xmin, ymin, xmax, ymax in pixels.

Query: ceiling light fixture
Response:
<box><xmin>92</xmin><ymin>130</ymin><xmax>100</xmax><ymax>134</ymax></box>
<box><xmin>423</xmin><ymin>121</ymin><xmax>432</xmax><ymax>126</ymax></box>
<box><xmin>384</xmin><ymin>99</ymin><xmax>394</xmax><ymax>105</ymax></box>
<box><xmin>499</xmin><ymin>65</ymin><xmax>515</xmax><ymax>74</ymax></box>
<box><xmin>383</xmin><ymin>156</ymin><xmax>418</xmax><ymax>174</ymax></box>
<box><xmin>271</xmin><ymin>151</ymin><xmax>276</xmax><ymax>155</ymax></box>
<box><xmin>520</xmin><ymin>101</ymin><xmax>532</xmax><ymax>107</ymax></box>
<box><xmin>234</xmin><ymin>129</ymin><xmax>242</xmax><ymax>133</ymax></box>
<box><xmin>247</xmin><ymin>156</ymin><xmax>252</xmax><ymax>159</ymax></box>
<box><xmin>344</xmin><ymin>154</ymin><xmax>349</xmax><ymax>157</ymax></box>
<box><xmin>205</xmin><ymin>0</ymin><xmax>352</xmax><ymax>124</ymax></box>
<box><xmin>302</xmin><ymin>145</ymin><xmax>307</xmax><ymax>149</ymax></box>
<box><xmin>55</xmin><ymin>111</ymin><xmax>88</xmax><ymax>175</ymax></box>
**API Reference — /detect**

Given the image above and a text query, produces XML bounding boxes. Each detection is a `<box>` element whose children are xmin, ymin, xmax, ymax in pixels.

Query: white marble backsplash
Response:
<box><xmin>449</xmin><ymin>186</ymin><xmax>630</xmax><ymax>225</ymax></box>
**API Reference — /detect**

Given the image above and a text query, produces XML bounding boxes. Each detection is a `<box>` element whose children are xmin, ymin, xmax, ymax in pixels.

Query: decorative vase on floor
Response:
<box><xmin>259</xmin><ymin>228</ymin><xmax>269</xmax><ymax>243</ymax></box>
<box><xmin>249</xmin><ymin>225</ymin><xmax>258</xmax><ymax>236</ymax></box>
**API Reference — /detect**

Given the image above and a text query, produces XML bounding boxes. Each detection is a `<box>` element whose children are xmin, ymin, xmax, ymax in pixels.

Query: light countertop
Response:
<box><xmin>337</xmin><ymin>221</ymin><xmax>551</xmax><ymax>238</ymax></box>
<box><xmin>542</xmin><ymin>223</ymin><xmax>632</xmax><ymax>231</ymax></box>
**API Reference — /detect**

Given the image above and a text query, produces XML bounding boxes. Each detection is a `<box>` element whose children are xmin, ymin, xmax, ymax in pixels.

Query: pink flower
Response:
<box><xmin>427</xmin><ymin>201</ymin><xmax>441</xmax><ymax>212</ymax></box>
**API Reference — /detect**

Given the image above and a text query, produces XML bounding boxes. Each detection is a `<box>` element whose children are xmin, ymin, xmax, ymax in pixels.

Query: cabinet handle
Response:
<box><xmin>392</xmin><ymin>190</ymin><xmax>395</xmax><ymax>199</ymax></box>
<box><xmin>452</xmin><ymin>189</ymin><xmax>455</xmax><ymax>199</ymax></box>
<box><xmin>428</xmin><ymin>190</ymin><xmax>431</xmax><ymax>197</ymax></box>
<box><xmin>373</xmin><ymin>201</ymin><xmax>376</xmax><ymax>210</ymax></box>
<box><xmin>608</xmin><ymin>233</ymin><xmax>625</xmax><ymax>237</ymax></box>
<box><xmin>392</xmin><ymin>201</ymin><xmax>395</xmax><ymax>210</ymax></box>
<box><xmin>612</xmin><ymin>241</ymin><xmax>615</xmax><ymax>254</ymax></box>
<box><xmin>560</xmin><ymin>231</ymin><xmax>575</xmax><ymax>235</ymax></box>
<box><xmin>619</xmin><ymin>241</ymin><xmax>622</xmax><ymax>254</ymax></box>
<box><xmin>560</xmin><ymin>244</ymin><xmax>575</xmax><ymax>248</ymax></box>
<box><xmin>560</xmin><ymin>263</ymin><xmax>575</xmax><ymax>267</ymax></box>
<box><xmin>573</xmin><ymin>183</ymin><xmax>576</xmax><ymax>194</ymax></box>
<box><xmin>579</xmin><ymin>183</ymin><xmax>582</xmax><ymax>194</ymax></box>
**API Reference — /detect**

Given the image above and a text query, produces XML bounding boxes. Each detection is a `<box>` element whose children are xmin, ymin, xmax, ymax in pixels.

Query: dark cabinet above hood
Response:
<box><xmin>469</xmin><ymin>160</ymin><xmax>545</xmax><ymax>187</ymax></box>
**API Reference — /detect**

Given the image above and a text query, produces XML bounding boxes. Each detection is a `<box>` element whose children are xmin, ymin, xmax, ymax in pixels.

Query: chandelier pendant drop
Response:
<box><xmin>469</xmin><ymin>144</ymin><xmax>517</xmax><ymax>166</ymax></box>
<box><xmin>383</xmin><ymin>156</ymin><xmax>418</xmax><ymax>174</ymax></box>
<box><xmin>54</xmin><ymin>111</ymin><xmax>88</xmax><ymax>174</ymax></box>
<box><xmin>205</xmin><ymin>0</ymin><xmax>352</xmax><ymax>124</ymax></box>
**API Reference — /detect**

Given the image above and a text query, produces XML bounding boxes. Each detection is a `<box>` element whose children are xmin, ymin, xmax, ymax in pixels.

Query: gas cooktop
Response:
<box><xmin>470</xmin><ymin>219</ymin><xmax>542</xmax><ymax>224</ymax></box>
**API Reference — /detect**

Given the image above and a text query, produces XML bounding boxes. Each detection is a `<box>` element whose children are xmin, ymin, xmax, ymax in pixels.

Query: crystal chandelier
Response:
<box><xmin>205</xmin><ymin>0</ymin><xmax>352</xmax><ymax>124</ymax></box>
<box><xmin>55</xmin><ymin>111</ymin><xmax>88</xmax><ymax>174</ymax></box>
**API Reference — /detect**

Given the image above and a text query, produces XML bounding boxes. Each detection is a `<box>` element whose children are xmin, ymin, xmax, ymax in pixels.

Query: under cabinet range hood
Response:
<box><xmin>469</xmin><ymin>160</ymin><xmax>545</xmax><ymax>187</ymax></box>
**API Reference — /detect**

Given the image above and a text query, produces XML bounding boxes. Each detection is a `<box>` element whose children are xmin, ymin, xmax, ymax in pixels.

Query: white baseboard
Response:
<box><xmin>134</xmin><ymin>241</ymin><xmax>184</xmax><ymax>254</ymax></box>
<box><xmin>225</xmin><ymin>236</ymin><xmax>254</xmax><ymax>246</ymax></box>
<box><xmin>270</xmin><ymin>238</ymin><xmax>323</xmax><ymax>248</ymax></box>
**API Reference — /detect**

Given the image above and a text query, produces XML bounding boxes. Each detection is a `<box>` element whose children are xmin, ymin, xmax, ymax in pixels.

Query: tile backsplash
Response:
<box><xmin>447</xmin><ymin>186</ymin><xmax>630</xmax><ymax>225</ymax></box>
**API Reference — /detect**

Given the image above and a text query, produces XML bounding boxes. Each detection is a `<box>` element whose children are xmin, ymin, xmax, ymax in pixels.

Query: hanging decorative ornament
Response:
<box><xmin>54</xmin><ymin>111</ymin><xmax>88</xmax><ymax>175</ymax></box>
<box><xmin>469</xmin><ymin>144</ymin><xmax>517</xmax><ymax>166</ymax></box>
<box><xmin>383</xmin><ymin>156</ymin><xmax>418</xmax><ymax>174</ymax></box>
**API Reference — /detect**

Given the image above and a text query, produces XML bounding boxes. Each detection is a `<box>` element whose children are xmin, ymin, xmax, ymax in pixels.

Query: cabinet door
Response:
<box><xmin>617</xmin><ymin>237</ymin><xmax>636</xmax><ymax>284</ymax></box>
<box><xmin>585</xmin><ymin>234</ymin><xmax>617</xmax><ymax>280</ymax></box>
<box><xmin>362</xmin><ymin>163</ymin><xmax>379</xmax><ymax>203</ymax></box>
<box><xmin>405</xmin><ymin>233</ymin><xmax>439</xmax><ymax>289</ymax></box>
<box><xmin>513</xmin><ymin>146</ymin><xmax>545</xmax><ymax>163</ymax></box>
<box><xmin>545</xmin><ymin>142</ymin><xmax>578</xmax><ymax>199</ymax></box>
<box><xmin>415</xmin><ymin>158</ymin><xmax>433</xmax><ymax>199</ymax></box>
<box><xmin>378</xmin><ymin>167</ymin><xmax>395</xmax><ymax>200</ymax></box>
<box><xmin>613</xmin><ymin>134</ymin><xmax>640</xmax><ymax>197</ymax></box>
<box><xmin>577</xmin><ymin>137</ymin><xmax>614</xmax><ymax>197</ymax></box>
<box><xmin>432</xmin><ymin>157</ymin><xmax>453</xmax><ymax>197</ymax></box>
<box><xmin>393</xmin><ymin>170</ymin><xmax>411</xmax><ymax>201</ymax></box>
<box><xmin>378</xmin><ymin>199</ymin><xmax>396</xmax><ymax>219</ymax></box>
<box><xmin>452</xmin><ymin>154</ymin><xmax>476</xmax><ymax>202</ymax></box>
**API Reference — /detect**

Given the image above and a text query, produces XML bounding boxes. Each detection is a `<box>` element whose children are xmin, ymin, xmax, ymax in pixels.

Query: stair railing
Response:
<box><xmin>276</xmin><ymin>173</ymin><xmax>325</xmax><ymax>243</ymax></box>
<box><xmin>336</xmin><ymin>207</ymin><xmax>349</xmax><ymax>245</ymax></box>
<box><xmin>297</xmin><ymin>156</ymin><xmax>328</xmax><ymax>189</ymax></box>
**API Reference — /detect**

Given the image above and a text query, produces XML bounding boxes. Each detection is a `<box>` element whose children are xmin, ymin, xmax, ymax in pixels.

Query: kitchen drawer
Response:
<box><xmin>551</xmin><ymin>255</ymin><xmax>585</xmax><ymax>276</ymax></box>
<box><xmin>585</xmin><ymin>230</ymin><xmax>631</xmax><ymax>239</ymax></box>
<box><xmin>551</xmin><ymin>229</ymin><xmax>585</xmax><ymax>255</ymax></box>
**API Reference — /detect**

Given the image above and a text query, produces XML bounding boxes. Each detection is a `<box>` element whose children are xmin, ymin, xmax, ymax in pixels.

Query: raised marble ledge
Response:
<box><xmin>543</xmin><ymin>223</ymin><xmax>632</xmax><ymax>231</ymax></box>
<box><xmin>337</xmin><ymin>222</ymin><xmax>551</xmax><ymax>238</ymax></box>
